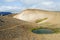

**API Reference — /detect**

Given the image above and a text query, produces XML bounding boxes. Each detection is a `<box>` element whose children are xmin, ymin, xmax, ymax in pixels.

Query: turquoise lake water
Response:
<box><xmin>32</xmin><ymin>29</ymin><xmax>54</xmax><ymax>34</ymax></box>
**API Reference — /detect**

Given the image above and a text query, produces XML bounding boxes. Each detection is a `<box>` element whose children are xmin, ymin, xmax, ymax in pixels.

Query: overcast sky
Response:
<box><xmin>0</xmin><ymin>0</ymin><xmax>59</xmax><ymax>13</ymax></box>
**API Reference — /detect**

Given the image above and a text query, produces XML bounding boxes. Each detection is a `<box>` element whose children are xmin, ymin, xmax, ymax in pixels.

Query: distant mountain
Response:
<box><xmin>0</xmin><ymin>12</ymin><xmax>12</xmax><ymax>16</ymax></box>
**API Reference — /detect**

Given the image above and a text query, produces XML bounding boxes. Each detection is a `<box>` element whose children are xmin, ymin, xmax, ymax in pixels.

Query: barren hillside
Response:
<box><xmin>0</xmin><ymin>16</ymin><xmax>40</xmax><ymax>40</ymax></box>
<box><xmin>13</xmin><ymin>9</ymin><xmax>60</xmax><ymax>25</ymax></box>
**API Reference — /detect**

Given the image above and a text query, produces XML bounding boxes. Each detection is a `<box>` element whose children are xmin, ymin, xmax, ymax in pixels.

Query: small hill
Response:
<box><xmin>13</xmin><ymin>9</ymin><xmax>60</xmax><ymax>25</ymax></box>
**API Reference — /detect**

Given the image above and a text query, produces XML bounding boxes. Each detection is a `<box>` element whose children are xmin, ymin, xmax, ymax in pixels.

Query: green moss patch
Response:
<box><xmin>35</xmin><ymin>18</ymin><xmax>48</xmax><ymax>23</ymax></box>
